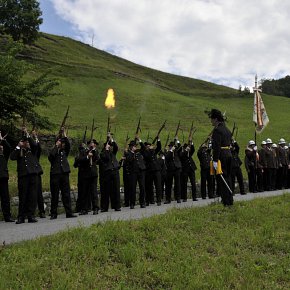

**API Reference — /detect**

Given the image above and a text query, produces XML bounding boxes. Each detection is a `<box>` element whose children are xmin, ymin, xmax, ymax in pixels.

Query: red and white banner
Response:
<box><xmin>253</xmin><ymin>89</ymin><xmax>269</xmax><ymax>133</ymax></box>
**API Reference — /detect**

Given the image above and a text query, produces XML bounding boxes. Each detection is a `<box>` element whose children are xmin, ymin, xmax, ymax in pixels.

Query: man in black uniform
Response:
<box><xmin>31</xmin><ymin>130</ymin><xmax>46</xmax><ymax>218</ymax></box>
<box><xmin>209</xmin><ymin>109</ymin><xmax>233</xmax><ymax>206</ymax></box>
<box><xmin>230</xmin><ymin>140</ymin><xmax>245</xmax><ymax>195</ymax></box>
<box><xmin>197</xmin><ymin>142</ymin><xmax>214</xmax><ymax>199</ymax></box>
<box><xmin>10</xmin><ymin>131</ymin><xmax>40</xmax><ymax>223</ymax></box>
<box><xmin>158</xmin><ymin>151</ymin><xmax>167</xmax><ymax>200</ymax></box>
<box><xmin>179</xmin><ymin>141</ymin><xmax>197</xmax><ymax>201</ymax></box>
<box><xmin>140</xmin><ymin>138</ymin><xmax>162</xmax><ymax>206</ymax></box>
<box><xmin>276</xmin><ymin>138</ymin><xmax>288</xmax><ymax>189</ymax></box>
<box><xmin>165</xmin><ymin>140</ymin><xmax>182</xmax><ymax>203</ymax></box>
<box><xmin>245</xmin><ymin>140</ymin><xmax>258</xmax><ymax>193</ymax></box>
<box><xmin>0</xmin><ymin>133</ymin><xmax>14</xmax><ymax>222</ymax></box>
<box><xmin>48</xmin><ymin>129</ymin><xmax>76</xmax><ymax>219</ymax></box>
<box><xmin>123</xmin><ymin>140</ymin><xmax>146</xmax><ymax>209</ymax></box>
<box><xmin>100</xmin><ymin>134</ymin><xmax>121</xmax><ymax>212</ymax></box>
<box><xmin>74</xmin><ymin>139</ymin><xmax>100</xmax><ymax>215</ymax></box>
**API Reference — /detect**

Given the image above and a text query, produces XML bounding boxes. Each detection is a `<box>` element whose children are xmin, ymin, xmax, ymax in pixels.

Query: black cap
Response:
<box><xmin>168</xmin><ymin>141</ymin><xmax>175</xmax><ymax>147</ymax></box>
<box><xmin>183</xmin><ymin>143</ymin><xmax>188</xmax><ymax>148</ymax></box>
<box><xmin>87</xmin><ymin>139</ymin><xmax>98</xmax><ymax>145</ymax></box>
<box><xmin>144</xmin><ymin>142</ymin><xmax>151</xmax><ymax>146</ymax></box>
<box><xmin>128</xmin><ymin>140</ymin><xmax>136</xmax><ymax>147</ymax></box>
<box><xmin>208</xmin><ymin>109</ymin><xmax>225</xmax><ymax>122</ymax></box>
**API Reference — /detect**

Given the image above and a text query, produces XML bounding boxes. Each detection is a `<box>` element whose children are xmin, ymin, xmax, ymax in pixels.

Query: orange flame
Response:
<box><xmin>105</xmin><ymin>88</ymin><xmax>116</xmax><ymax>109</ymax></box>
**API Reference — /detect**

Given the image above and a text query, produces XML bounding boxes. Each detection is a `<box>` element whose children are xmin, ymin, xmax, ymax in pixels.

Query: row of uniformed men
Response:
<box><xmin>245</xmin><ymin>138</ymin><xmax>290</xmax><ymax>193</ymax></box>
<box><xmin>1</xmin><ymin>130</ymin><xmax>210</xmax><ymax>223</ymax></box>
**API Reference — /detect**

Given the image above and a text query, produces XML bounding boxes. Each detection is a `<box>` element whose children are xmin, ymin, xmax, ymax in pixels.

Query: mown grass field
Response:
<box><xmin>3</xmin><ymin>33</ymin><xmax>290</xmax><ymax>194</ymax></box>
<box><xmin>0</xmin><ymin>194</ymin><xmax>289</xmax><ymax>289</ymax></box>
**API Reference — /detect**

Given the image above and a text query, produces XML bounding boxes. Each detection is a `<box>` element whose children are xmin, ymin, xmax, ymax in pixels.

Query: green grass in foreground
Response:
<box><xmin>0</xmin><ymin>195</ymin><xmax>289</xmax><ymax>289</ymax></box>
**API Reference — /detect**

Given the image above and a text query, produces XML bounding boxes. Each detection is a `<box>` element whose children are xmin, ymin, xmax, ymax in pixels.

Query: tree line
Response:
<box><xmin>261</xmin><ymin>76</ymin><xmax>290</xmax><ymax>98</ymax></box>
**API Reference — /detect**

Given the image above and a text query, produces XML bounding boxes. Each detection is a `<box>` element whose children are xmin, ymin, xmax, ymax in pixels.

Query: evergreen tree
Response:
<box><xmin>0</xmin><ymin>0</ymin><xmax>42</xmax><ymax>45</ymax></box>
<box><xmin>0</xmin><ymin>40</ymin><xmax>58</xmax><ymax>129</ymax></box>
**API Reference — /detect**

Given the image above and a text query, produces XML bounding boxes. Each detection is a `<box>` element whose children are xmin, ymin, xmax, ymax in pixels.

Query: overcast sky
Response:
<box><xmin>39</xmin><ymin>0</ymin><xmax>290</xmax><ymax>90</ymax></box>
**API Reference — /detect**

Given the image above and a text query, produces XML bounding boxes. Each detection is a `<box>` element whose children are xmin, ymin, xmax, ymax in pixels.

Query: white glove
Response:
<box><xmin>213</xmin><ymin>161</ymin><xmax>218</xmax><ymax>170</ymax></box>
<box><xmin>253</xmin><ymin>146</ymin><xmax>257</xmax><ymax>151</ymax></box>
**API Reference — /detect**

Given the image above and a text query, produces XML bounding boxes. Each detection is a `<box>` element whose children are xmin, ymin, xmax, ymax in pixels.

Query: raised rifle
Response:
<box><xmin>164</xmin><ymin>133</ymin><xmax>170</xmax><ymax>150</ymax></box>
<box><xmin>82</xmin><ymin>126</ymin><xmax>87</xmax><ymax>144</ymax></box>
<box><xmin>188</xmin><ymin>121</ymin><xmax>197</xmax><ymax>143</ymax></box>
<box><xmin>152</xmin><ymin>120</ymin><xmax>167</xmax><ymax>144</ymax></box>
<box><xmin>231</xmin><ymin>122</ymin><xmax>237</xmax><ymax>138</ymax></box>
<box><xmin>119</xmin><ymin>132</ymin><xmax>130</xmax><ymax>168</ymax></box>
<box><xmin>90</xmin><ymin>118</ymin><xmax>95</xmax><ymax>141</ymax></box>
<box><xmin>174</xmin><ymin>120</ymin><xmax>181</xmax><ymax>139</ymax></box>
<box><xmin>107</xmin><ymin>114</ymin><xmax>111</xmax><ymax>134</ymax></box>
<box><xmin>58</xmin><ymin>105</ymin><xmax>70</xmax><ymax>138</ymax></box>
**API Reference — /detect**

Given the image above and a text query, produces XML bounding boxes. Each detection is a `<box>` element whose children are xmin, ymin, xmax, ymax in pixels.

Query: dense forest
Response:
<box><xmin>261</xmin><ymin>76</ymin><xmax>290</xmax><ymax>97</ymax></box>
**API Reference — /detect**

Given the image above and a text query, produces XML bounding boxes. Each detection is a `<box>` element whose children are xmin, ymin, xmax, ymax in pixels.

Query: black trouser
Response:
<box><xmin>75</xmin><ymin>173</ymin><xmax>83</xmax><ymax>213</ymax></box>
<box><xmin>80</xmin><ymin>176</ymin><xmax>99</xmax><ymax>212</ymax></box>
<box><xmin>0</xmin><ymin>178</ymin><xmax>12</xmax><ymax>219</ymax></box>
<box><xmin>160</xmin><ymin>173</ymin><xmax>166</xmax><ymax>199</ymax></box>
<box><xmin>50</xmin><ymin>173</ymin><xmax>73</xmax><ymax>216</ymax></box>
<box><xmin>231</xmin><ymin>167</ymin><xmax>245</xmax><ymax>194</ymax></box>
<box><xmin>200</xmin><ymin>168</ymin><xmax>214</xmax><ymax>198</ymax></box>
<box><xmin>37</xmin><ymin>175</ymin><xmax>45</xmax><ymax>214</ymax></box>
<box><xmin>18</xmin><ymin>174</ymin><xmax>38</xmax><ymax>219</ymax></box>
<box><xmin>128</xmin><ymin>171</ymin><xmax>146</xmax><ymax>206</ymax></box>
<box><xmin>101</xmin><ymin>169</ymin><xmax>121</xmax><ymax>210</ymax></box>
<box><xmin>218</xmin><ymin>152</ymin><xmax>233</xmax><ymax>206</ymax></box>
<box><xmin>123</xmin><ymin>172</ymin><xmax>130</xmax><ymax>206</ymax></box>
<box><xmin>165</xmin><ymin>169</ymin><xmax>181</xmax><ymax>201</ymax></box>
<box><xmin>265</xmin><ymin>168</ymin><xmax>275</xmax><ymax>190</ymax></box>
<box><xmin>145</xmin><ymin>170</ymin><xmax>162</xmax><ymax>204</ymax></box>
<box><xmin>276</xmin><ymin>165</ymin><xmax>288</xmax><ymax>189</ymax></box>
<box><xmin>256</xmin><ymin>168</ymin><xmax>264</xmax><ymax>192</ymax></box>
<box><xmin>247</xmin><ymin>167</ymin><xmax>256</xmax><ymax>192</ymax></box>
<box><xmin>181</xmin><ymin>170</ymin><xmax>196</xmax><ymax>200</ymax></box>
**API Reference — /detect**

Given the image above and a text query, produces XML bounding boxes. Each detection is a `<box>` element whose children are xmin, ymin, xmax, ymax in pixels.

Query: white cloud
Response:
<box><xmin>50</xmin><ymin>0</ymin><xmax>290</xmax><ymax>89</ymax></box>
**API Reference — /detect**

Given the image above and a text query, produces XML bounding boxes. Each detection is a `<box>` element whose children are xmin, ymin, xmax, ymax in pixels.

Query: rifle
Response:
<box><xmin>82</xmin><ymin>126</ymin><xmax>87</xmax><ymax>144</ymax></box>
<box><xmin>231</xmin><ymin>122</ymin><xmax>237</xmax><ymax>138</ymax></box>
<box><xmin>135</xmin><ymin>116</ymin><xmax>141</xmax><ymax>134</ymax></box>
<box><xmin>174</xmin><ymin>120</ymin><xmax>181</xmax><ymax>139</ymax></box>
<box><xmin>188</xmin><ymin>121</ymin><xmax>197</xmax><ymax>143</ymax></box>
<box><xmin>90</xmin><ymin>119</ymin><xmax>95</xmax><ymax>141</ymax></box>
<box><xmin>234</xmin><ymin>127</ymin><xmax>238</xmax><ymax>140</ymax></box>
<box><xmin>107</xmin><ymin>114</ymin><xmax>111</xmax><ymax>134</ymax></box>
<box><xmin>152</xmin><ymin>120</ymin><xmax>167</xmax><ymax>144</ymax></box>
<box><xmin>58</xmin><ymin>105</ymin><xmax>70</xmax><ymax>137</ymax></box>
<box><xmin>164</xmin><ymin>133</ymin><xmax>170</xmax><ymax>150</ymax></box>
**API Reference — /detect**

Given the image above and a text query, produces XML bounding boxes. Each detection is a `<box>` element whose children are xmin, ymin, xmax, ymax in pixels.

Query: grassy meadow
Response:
<box><xmin>3</xmin><ymin>33</ymin><xmax>290</xmax><ymax>194</ymax></box>
<box><xmin>0</xmin><ymin>194</ymin><xmax>289</xmax><ymax>289</ymax></box>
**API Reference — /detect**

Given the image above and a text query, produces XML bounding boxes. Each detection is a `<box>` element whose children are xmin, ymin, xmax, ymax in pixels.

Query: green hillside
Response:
<box><xmin>20</xmin><ymin>33</ymin><xmax>290</xmax><ymax>144</ymax></box>
<box><xmin>4</xmin><ymin>33</ymin><xmax>290</xmax><ymax>194</ymax></box>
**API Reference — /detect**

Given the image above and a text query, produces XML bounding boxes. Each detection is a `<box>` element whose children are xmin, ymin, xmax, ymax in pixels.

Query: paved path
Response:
<box><xmin>0</xmin><ymin>190</ymin><xmax>288</xmax><ymax>245</ymax></box>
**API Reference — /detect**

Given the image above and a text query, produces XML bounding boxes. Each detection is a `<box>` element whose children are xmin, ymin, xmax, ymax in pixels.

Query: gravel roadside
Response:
<box><xmin>0</xmin><ymin>190</ymin><xmax>288</xmax><ymax>245</ymax></box>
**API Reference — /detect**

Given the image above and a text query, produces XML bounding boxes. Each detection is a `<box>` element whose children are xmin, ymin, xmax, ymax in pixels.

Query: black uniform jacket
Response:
<box><xmin>179</xmin><ymin>144</ymin><xmax>197</xmax><ymax>172</ymax></box>
<box><xmin>124</xmin><ymin>150</ymin><xmax>146</xmax><ymax>174</ymax></box>
<box><xmin>48</xmin><ymin>137</ymin><xmax>71</xmax><ymax>174</ymax></box>
<box><xmin>140</xmin><ymin>140</ymin><xmax>161</xmax><ymax>171</ymax></box>
<box><xmin>0</xmin><ymin>140</ymin><xmax>11</xmax><ymax>179</ymax></box>
<box><xmin>100</xmin><ymin>142</ymin><xmax>119</xmax><ymax>172</ymax></box>
<box><xmin>165</xmin><ymin>144</ymin><xmax>182</xmax><ymax>171</ymax></box>
<box><xmin>10</xmin><ymin>137</ymin><xmax>40</xmax><ymax>177</ymax></box>
<box><xmin>74</xmin><ymin>147</ymin><xmax>99</xmax><ymax>178</ymax></box>
<box><xmin>211</xmin><ymin>122</ymin><xmax>232</xmax><ymax>162</ymax></box>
